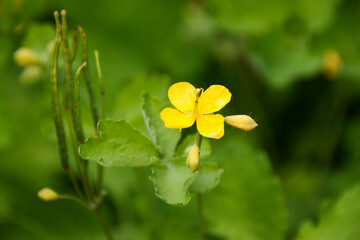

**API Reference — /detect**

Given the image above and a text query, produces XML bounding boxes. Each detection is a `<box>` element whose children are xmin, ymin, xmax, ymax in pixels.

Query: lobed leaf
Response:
<box><xmin>150</xmin><ymin>158</ymin><xmax>198</xmax><ymax>206</ymax></box>
<box><xmin>142</xmin><ymin>92</ymin><xmax>180</xmax><ymax>159</ymax></box>
<box><xmin>204</xmin><ymin>136</ymin><xmax>288</xmax><ymax>240</ymax></box>
<box><xmin>79</xmin><ymin>119</ymin><xmax>158</xmax><ymax>167</ymax></box>
<box><xmin>189</xmin><ymin>163</ymin><xmax>223</xmax><ymax>194</ymax></box>
<box><xmin>295</xmin><ymin>184</ymin><xmax>360</xmax><ymax>240</ymax></box>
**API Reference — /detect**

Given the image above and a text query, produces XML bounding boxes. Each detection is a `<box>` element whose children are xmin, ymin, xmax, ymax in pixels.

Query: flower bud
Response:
<box><xmin>186</xmin><ymin>144</ymin><xmax>200</xmax><ymax>173</ymax></box>
<box><xmin>38</xmin><ymin>188</ymin><xmax>58</xmax><ymax>201</ymax></box>
<box><xmin>13</xmin><ymin>47</ymin><xmax>41</xmax><ymax>66</ymax></box>
<box><xmin>225</xmin><ymin>115</ymin><xmax>258</xmax><ymax>131</ymax></box>
<box><xmin>323</xmin><ymin>49</ymin><xmax>343</xmax><ymax>79</ymax></box>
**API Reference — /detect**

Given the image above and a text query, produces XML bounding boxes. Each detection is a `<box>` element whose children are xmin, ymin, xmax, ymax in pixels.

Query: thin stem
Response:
<box><xmin>65</xmin><ymin>167</ymin><xmax>84</xmax><ymax>200</ymax></box>
<box><xmin>60</xmin><ymin>10</ymin><xmax>74</xmax><ymax>116</ymax></box>
<box><xmin>195</xmin><ymin>132</ymin><xmax>205</xmax><ymax>239</ymax></box>
<box><xmin>58</xmin><ymin>194</ymin><xmax>89</xmax><ymax>209</ymax></box>
<box><xmin>64</xmin><ymin>109</ymin><xmax>85</xmax><ymax>199</ymax></box>
<box><xmin>78</xmin><ymin>26</ymin><xmax>99</xmax><ymax>129</ymax></box>
<box><xmin>51</xmin><ymin>11</ymin><xmax>69</xmax><ymax>171</ymax></box>
<box><xmin>197</xmin><ymin>193</ymin><xmax>205</xmax><ymax>240</ymax></box>
<box><xmin>195</xmin><ymin>132</ymin><xmax>203</xmax><ymax>148</ymax></box>
<box><xmin>94</xmin><ymin>208</ymin><xmax>114</xmax><ymax>240</ymax></box>
<box><xmin>94</xmin><ymin>50</ymin><xmax>105</xmax><ymax>119</ymax></box>
<box><xmin>70</xmin><ymin>27</ymin><xmax>78</xmax><ymax>63</ymax></box>
<box><xmin>94</xmin><ymin>50</ymin><xmax>105</xmax><ymax>196</ymax></box>
<box><xmin>74</xmin><ymin>62</ymin><xmax>87</xmax><ymax>143</ymax></box>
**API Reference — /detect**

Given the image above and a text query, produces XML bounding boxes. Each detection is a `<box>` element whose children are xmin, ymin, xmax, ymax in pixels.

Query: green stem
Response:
<box><xmin>94</xmin><ymin>50</ymin><xmax>105</xmax><ymax>196</ymax></box>
<box><xmin>51</xmin><ymin>11</ymin><xmax>69</xmax><ymax>171</ymax></box>
<box><xmin>70</xmin><ymin>26</ymin><xmax>78</xmax><ymax>63</ymax></box>
<box><xmin>64</xmin><ymin>109</ymin><xmax>85</xmax><ymax>199</ymax></box>
<box><xmin>94</xmin><ymin>50</ymin><xmax>105</xmax><ymax>119</ymax></box>
<box><xmin>94</xmin><ymin>208</ymin><xmax>114</xmax><ymax>240</ymax></box>
<box><xmin>74</xmin><ymin>62</ymin><xmax>87</xmax><ymax>143</ymax></box>
<box><xmin>78</xmin><ymin>26</ymin><xmax>99</xmax><ymax>129</ymax></box>
<box><xmin>197</xmin><ymin>193</ymin><xmax>205</xmax><ymax>240</ymax></box>
<box><xmin>60</xmin><ymin>10</ymin><xmax>74</xmax><ymax>118</ymax></box>
<box><xmin>58</xmin><ymin>194</ymin><xmax>89</xmax><ymax>209</ymax></box>
<box><xmin>195</xmin><ymin>132</ymin><xmax>203</xmax><ymax>148</ymax></box>
<box><xmin>195</xmin><ymin>132</ymin><xmax>205</xmax><ymax>239</ymax></box>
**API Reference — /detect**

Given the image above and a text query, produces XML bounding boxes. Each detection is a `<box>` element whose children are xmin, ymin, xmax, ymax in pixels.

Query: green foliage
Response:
<box><xmin>79</xmin><ymin>119</ymin><xmax>158</xmax><ymax>166</ymax></box>
<box><xmin>22</xmin><ymin>23</ymin><xmax>54</xmax><ymax>54</ymax></box>
<box><xmin>114</xmin><ymin>74</ymin><xmax>171</xmax><ymax>122</ymax></box>
<box><xmin>207</xmin><ymin>0</ymin><xmax>290</xmax><ymax>34</ymax></box>
<box><xmin>150</xmin><ymin>158</ymin><xmax>198</xmax><ymax>206</ymax></box>
<box><xmin>189</xmin><ymin>163</ymin><xmax>223</xmax><ymax>194</ymax></box>
<box><xmin>204</xmin><ymin>137</ymin><xmax>288</xmax><ymax>240</ymax></box>
<box><xmin>2</xmin><ymin>0</ymin><xmax>360</xmax><ymax>239</ymax></box>
<box><xmin>251</xmin><ymin>29</ymin><xmax>322</xmax><ymax>88</ymax></box>
<box><xmin>296</xmin><ymin>184</ymin><xmax>360</xmax><ymax>240</ymax></box>
<box><xmin>142</xmin><ymin>92</ymin><xmax>180</xmax><ymax>158</ymax></box>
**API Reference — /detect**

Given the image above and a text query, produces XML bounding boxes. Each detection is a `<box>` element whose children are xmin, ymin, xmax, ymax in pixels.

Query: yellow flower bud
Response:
<box><xmin>13</xmin><ymin>47</ymin><xmax>41</xmax><ymax>66</ymax></box>
<box><xmin>323</xmin><ymin>49</ymin><xmax>343</xmax><ymax>79</ymax></box>
<box><xmin>38</xmin><ymin>188</ymin><xmax>58</xmax><ymax>201</ymax></box>
<box><xmin>186</xmin><ymin>144</ymin><xmax>200</xmax><ymax>173</ymax></box>
<box><xmin>224</xmin><ymin>115</ymin><xmax>258</xmax><ymax>131</ymax></box>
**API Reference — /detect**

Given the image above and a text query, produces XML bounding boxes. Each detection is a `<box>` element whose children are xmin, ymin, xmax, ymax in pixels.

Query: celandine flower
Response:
<box><xmin>161</xmin><ymin>82</ymin><xmax>258</xmax><ymax>139</ymax></box>
<box><xmin>160</xmin><ymin>82</ymin><xmax>231</xmax><ymax>139</ymax></box>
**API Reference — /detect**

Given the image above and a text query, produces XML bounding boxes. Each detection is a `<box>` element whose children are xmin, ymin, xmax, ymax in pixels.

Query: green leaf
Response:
<box><xmin>189</xmin><ymin>163</ymin><xmax>223</xmax><ymax>194</ymax></box>
<box><xmin>296</xmin><ymin>184</ymin><xmax>360</xmax><ymax>240</ymax></box>
<box><xmin>79</xmin><ymin>119</ymin><xmax>158</xmax><ymax>167</ymax></box>
<box><xmin>114</xmin><ymin>74</ymin><xmax>171</xmax><ymax>122</ymax></box>
<box><xmin>150</xmin><ymin>158</ymin><xmax>198</xmax><ymax>205</ymax></box>
<box><xmin>251</xmin><ymin>29</ymin><xmax>322</xmax><ymax>88</ymax></box>
<box><xmin>142</xmin><ymin>92</ymin><xmax>180</xmax><ymax>158</ymax></box>
<box><xmin>204</xmin><ymin>136</ymin><xmax>287</xmax><ymax>240</ymax></box>
<box><xmin>174</xmin><ymin>134</ymin><xmax>211</xmax><ymax>159</ymax></box>
<box><xmin>294</xmin><ymin>0</ymin><xmax>341</xmax><ymax>33</ymax></box>
<box><xmin>207</xmin><ymin>0</ymin><xmax>290</xmax><ymax>35</ymax></box>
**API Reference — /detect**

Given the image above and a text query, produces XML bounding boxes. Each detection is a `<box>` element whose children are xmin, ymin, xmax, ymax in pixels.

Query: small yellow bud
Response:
<box><xmin>13</xmin><ymin>47</ymin><xmax>41</xmax><ymax>66</ymax></box>
<box><xmin>38</xmin><ymin>188</ymin><xmax>58</xmax><ymax>201</ymax></box>
<box><xmin>224</xmin><ymin>115</ymin><xmax>258</xmax><ymax>131</ymax></box>
<box><xmin>323</xmin><ymin>49</ymin><xmax>343</xmax><ymax>79</ymax></box>
<box><xmin>186</xmin><ymin>144</ymin><xmax>200</xmax><ymax>173</ymax></box>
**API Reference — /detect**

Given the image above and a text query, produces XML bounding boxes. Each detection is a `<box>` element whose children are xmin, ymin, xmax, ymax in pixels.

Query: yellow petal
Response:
<box><xmin>224</xmin><ymin>115</ymin><xmax>258</xmax><ymax>131</ymax></box>
<box><xmin>168</xmin><ymin>82</ymin><xmax>197</xmax><ymax>113</ymax></box>
<box><xmin>196</xmin><ymin>114</ymin><xmax>224</xmax><ymax>139</ymax></box>
<box><xmin>160</xmin><ymin>107</ymin><xmax>195</xmax><ymax>129</ymax></box>
<box><xmin>198</xmin><ymin>85</ymin><xmax>231</xmax><ymax>114</ymax></box>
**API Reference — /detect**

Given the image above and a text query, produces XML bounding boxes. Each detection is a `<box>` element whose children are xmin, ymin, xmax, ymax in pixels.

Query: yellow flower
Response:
<box><xmin>38</xmin><ymin>188</ymin><xmax>58</xmax><ymax>201</ymax></box>
<box><xmin>13</xmin><ymin>47</ymin><xmax>41</xmax><ymax>66</ymax></box>
<box><xmin>160</xmin><ymin>82</ymin><xmax>231</xmax><ymax>139</ymax></box>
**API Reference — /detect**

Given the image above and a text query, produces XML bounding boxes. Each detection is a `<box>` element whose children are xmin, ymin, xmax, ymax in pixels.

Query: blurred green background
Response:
<box><xmin>1</xmin><ymin>0</ymin><xmax>360</xmax><ymax>239</ymax></box>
